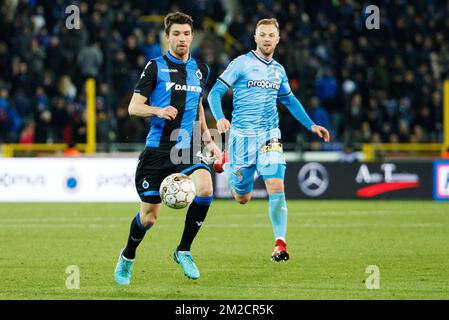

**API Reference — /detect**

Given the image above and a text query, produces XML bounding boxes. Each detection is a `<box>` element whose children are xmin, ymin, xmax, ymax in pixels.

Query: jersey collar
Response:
<box><xmin>251</xmin><ymin>50</ymin><xmax>273</xmax><ymax>65</ymax></box>
<box><xmin>166</xmin><ymin>51</ymin><xmax>191</xmax><ymax>64</ymax></box>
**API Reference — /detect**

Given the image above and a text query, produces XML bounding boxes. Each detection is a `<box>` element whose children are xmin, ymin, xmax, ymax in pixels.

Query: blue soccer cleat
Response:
<box><xmin>173</xmin><ymin>249</ymin><xmax>200</xmax><ymax>280</ymax></box>
<box><xmin>114</xmin><ymin>250</ymin><xmax>134</xmax><ymax>285</ymax></box>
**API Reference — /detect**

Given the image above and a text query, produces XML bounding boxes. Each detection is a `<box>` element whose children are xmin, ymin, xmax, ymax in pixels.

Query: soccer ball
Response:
<box><xmin>159</xmin><ymin>173</ymin><xmax>196</xmax><ymax>209</ymax></box>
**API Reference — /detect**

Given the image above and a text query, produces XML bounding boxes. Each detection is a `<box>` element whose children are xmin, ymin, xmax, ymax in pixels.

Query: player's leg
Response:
<box><xmin>178</xmin><ymin>168</ymin><xmax>213</xmax><ymax>252</ymax></box>
<box><xmin>264</xmin><ymin>177</ymin><xmax>289</xmax><ymax>261</ymax></box>
<box><xmin>258</xmin><ymin>137</ymin><xmax>289</xmax><ymax>261</ymax></box>
<box><xmin>234</xmin><ymin>190</ymin><xmax>252</xmax><ymax>204</ymax></box>
<box><xmin>114</xmin><ymin>149</ymin><xmax>167</xmax><ymax>285</ymax></box>
<box><xmin>173</xmin><ymin>162</ymin><xmax>213</xmax><ymax>280</ymax></box>
<box><xmin>122</xmin><ymin>202</ymin><xmax>160</xmax><ymax>260</ymax></box>
<box><xmin>228</xmin><ymin>165</ymin><xmax>255</xmax><ymax>204</ymax></box>
<box><xmin>221</xmin><ymin>131</ymin><xmax>256</xmax><ymax>204</ymax></box>
<box><xmin>220</xmin><ymin>161</ymin><xmax>253</xmax><ymax>204</ymax></box>
<box><xmin>217</xmin><ymin>159</ymin><xmax>253</xmax><ymax>203</ymax></box>
<box><xmin>114</xmin><ymin>202</ymin><xmax>160</xmax><ymax>285</ymax></box>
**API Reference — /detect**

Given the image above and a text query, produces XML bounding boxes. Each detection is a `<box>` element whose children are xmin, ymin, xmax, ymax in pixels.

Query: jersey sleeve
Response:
<box><xmin>218</xmin><ymin>56</ymin><xmax>243</xmax><ymax>88</ymax></box>
<box><xmin>134</xmin><ymin>60</ymin><xmax>157</xmax><ymax>97</ymax></box>
<box><xmin>277</xmin><ymin>67</ymin><xmax>293</xmax><ymax>98</ymax></box>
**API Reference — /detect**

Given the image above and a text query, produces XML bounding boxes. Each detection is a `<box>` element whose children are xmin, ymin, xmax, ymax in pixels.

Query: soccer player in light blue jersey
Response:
<box><xmin>207</xmin><ymin>18</ymin><xmax>330</xmax><ymax>261</ymax></box>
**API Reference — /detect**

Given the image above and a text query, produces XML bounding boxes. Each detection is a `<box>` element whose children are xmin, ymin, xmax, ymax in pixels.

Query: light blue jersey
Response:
<box><xmin>217</xmin><ymin>50</ymin><xmax>292</xmax><ymax>134</ymax></box>
<box><xmin>208</xmin><ymin>50</ymin><xmax>316</xmax><ymax>194</ymax></box>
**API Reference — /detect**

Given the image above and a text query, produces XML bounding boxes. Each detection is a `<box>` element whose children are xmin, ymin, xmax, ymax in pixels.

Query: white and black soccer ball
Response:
<box><xmin>159</xmin><ymin>173</ymin><xmax>196</xmax><ymax>209</ymax></box>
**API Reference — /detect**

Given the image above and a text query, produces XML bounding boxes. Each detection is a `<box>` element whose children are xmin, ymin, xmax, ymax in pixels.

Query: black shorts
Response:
<box><xmin>135</xmin><ymin>147</ymin><xmax>211</xmax><ymax>204</ymax></box>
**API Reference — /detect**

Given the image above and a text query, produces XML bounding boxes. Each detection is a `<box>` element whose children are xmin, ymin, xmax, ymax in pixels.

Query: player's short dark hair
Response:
<box><xmin>255</xmin><ymin>18</ymin><xmax>280</xmax><ymax>33</ymax></box>
<box><xmin>164</xmin><ymin>12</ymin><xmax>194</xmax><ymax>35</ymax></box>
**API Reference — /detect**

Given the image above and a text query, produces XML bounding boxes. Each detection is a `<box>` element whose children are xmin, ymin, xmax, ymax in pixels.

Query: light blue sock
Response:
<box><xmin>223</xmin><ymin>163</ymin><xmax>234</xmax><ymax>194</ymax></box>
<box><xmin>268</xmin><ymin>192</ymin><xmax>288</xmax><ymax>241</ymax></box>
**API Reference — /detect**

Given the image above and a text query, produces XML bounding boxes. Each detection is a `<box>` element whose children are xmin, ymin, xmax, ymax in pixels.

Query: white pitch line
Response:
<box><xmin>1</xmin><ymin>223</ymin><xmax>446</xmax><ymax>229</ymax></box>
<box><xmin>0</xmin><ymin>217</ymin><xmax>131</xmax><ymax>223</ymax></box>
<box><xmin>0</xmin><ymin>209</ymin><xmax>435</xmax><ymax>224</ymax></box>
<box><xmin>0</xmin><ymin>224</ymin><xmax>119</xmax><ymax>228</ymax></box>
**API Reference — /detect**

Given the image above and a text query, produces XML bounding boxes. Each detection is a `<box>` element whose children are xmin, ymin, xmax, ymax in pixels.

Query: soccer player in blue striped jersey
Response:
<box><xmin>208</xmin><ymin>18</ymin><xmax>330</xmax><ymax>261</ymax></box>
<box><xmin>114</xmin><ymin>12</ymin><xmax>221</xmax><ymax>284</ymax></box>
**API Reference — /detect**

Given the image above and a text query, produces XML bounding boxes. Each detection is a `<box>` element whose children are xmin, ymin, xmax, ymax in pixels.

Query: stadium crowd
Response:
<box><xmin>0</xmin><ymin>0</ymin><xmax>448</xmax><ymax>149</ymax></box>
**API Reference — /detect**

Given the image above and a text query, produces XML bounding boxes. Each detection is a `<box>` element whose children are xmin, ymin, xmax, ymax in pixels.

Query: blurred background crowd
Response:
<box><xmin>0</xmin><ymin>0</ymin><xmax>448</xmax><ymax>150</ymax></box>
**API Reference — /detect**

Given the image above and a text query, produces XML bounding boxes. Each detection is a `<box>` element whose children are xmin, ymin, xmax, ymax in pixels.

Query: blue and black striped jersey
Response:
<box><xmin>134</xmin><ymin>51</ymin><xmax>210</xmax><ymax>151</ymax></box>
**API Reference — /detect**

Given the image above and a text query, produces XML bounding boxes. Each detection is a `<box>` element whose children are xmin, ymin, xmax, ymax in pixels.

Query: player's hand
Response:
<box><xmin>157</xmin><ymin>106</ymin><xmax>178</xmax><ymax>120</ymax></box>
<box><xmin>217</xmin><ymin>118</ymin><xmax>231</xmax><ymax>133</ymax></box>
<box><xmin>311</xmin><ymin>125</ymin><xmax>330</xmax><ymax>142</ymax></box>
<box><xmin>204</xmin><ymin>140</ymin><xmax>222</xmax><ymax>161</ymax></box>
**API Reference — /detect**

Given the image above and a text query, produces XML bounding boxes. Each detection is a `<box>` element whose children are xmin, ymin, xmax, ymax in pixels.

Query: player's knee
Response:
<box><xmin>265</xmin><ymin>179</ymin><xmax>284</xmax><ymax>194</ymax></box>
<box><xmin>195</xmin><ymin>183</ymin><xmax>213</xmax><ymax>197</ymax></box>
<box><xmin>270</xmin><ymin>186</ymin><xmax>284</xmax><ymax>194</ymax></box>
<box><xmin>139</xmin><ymin>207</ymin><xmax>159</xmax><ymax>225</ymax></box>
<box><xmin>236</xmin><ymin>194</ymin><xmax>251</xmax><ymax>205</ymax></box>
<box><xmin>140</xmin><ymin>212</ymin><xmax>157</xmax><ymax>226</ymax></box>
<box><xmin>190</xmin><ymin>170</ymin><xmax>213</xmax><ymax>197</ymax></box>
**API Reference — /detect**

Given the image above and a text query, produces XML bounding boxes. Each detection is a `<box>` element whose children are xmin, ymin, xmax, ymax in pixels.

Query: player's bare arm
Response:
<box><xmin>198</xmin><ymin>98</ymin><xmax>221</xmax><ymax>159</ymax></box>
<box><xmin>128</xmin><ymin>92</ymin><xmax>177</xmax><ymax>120</ymax></box>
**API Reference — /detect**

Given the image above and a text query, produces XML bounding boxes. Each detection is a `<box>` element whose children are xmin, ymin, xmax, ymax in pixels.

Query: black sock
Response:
<box><xmin>177</xmin><ymin>196</ymin><xmax>212</xmax><ymax>251</ymax></box>
<box><xmin>122</xmin><ymin>212</ymin><xmax>152</xmax><ymax>260</ymax></box>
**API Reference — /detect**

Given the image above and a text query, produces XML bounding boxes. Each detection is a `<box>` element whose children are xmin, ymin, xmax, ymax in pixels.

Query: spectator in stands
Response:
<box><xmin>0</xmin><ymin>87</ymin><xmax>10</xmax><ymax>142</ymax></box>
<box><xmin>19</xmin><ymin>120</ymin><xmax>35</xmax><ymax>144</ymax></box>
<box><xmin>139</xmin><ymin>31</ymin><xmax>162</xmax><ymax>61</ymax></box>
<box><xmin>308</xmin><ymin>96</ymin><xmax>332</xmax><ymax>138</ymax></box>
<box><xmin>338</xmin><ymin>142</ymin><xmax>358</xmax><ymax>163</ymax></box>
<box><xmin>77</xmin><ymin>38</ymin><xmax>103</xmax><ymax>81</ymax></box>
<box><xmin>12</xmin><ymin>88</ymin><xmax>32</xmax><ymax>123</ymax></box>
<box><xmin>124</xmin><ymin>34</ymin><xmax>140</xmax><ymax>71</ymax></box>
<box><xmin>57</xmin><ymin>76</ymin><xmax>77</xmax><ymax>102</ymax></box>
<box><xmin>0</xmin><ymin>87</ymin><xmax>22</xmax><ymax>143</ymax></box>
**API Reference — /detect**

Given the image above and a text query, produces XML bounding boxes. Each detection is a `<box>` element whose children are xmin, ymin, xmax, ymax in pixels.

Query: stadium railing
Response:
<box><xmin>1</xmin><ymin>143</ymin><xmax>87</xmax><ymax>157</ymax></box>
<box><xmin>361</xmin><ymin>143</ymin><xmax>445</xmax><ymax>162</ymax></box>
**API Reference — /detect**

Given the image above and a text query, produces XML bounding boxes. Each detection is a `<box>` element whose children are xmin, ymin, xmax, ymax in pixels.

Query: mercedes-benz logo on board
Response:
<box><xmin>298</xmin><ymin>163</ymin><xmax>329</xmax><ymax>197</ymax></box>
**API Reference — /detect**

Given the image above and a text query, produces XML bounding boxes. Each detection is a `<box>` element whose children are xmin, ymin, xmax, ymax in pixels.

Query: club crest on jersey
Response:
<box><xmin>165</xmin><ymin>82</ymin><xmax>202</xmax><ymax>93</ymax></box>
<box><xmin>274</xmin><ymin>69</ymin><xmax>280</xmax><ymax>79</ymax></box>
<box><xmin>196</xmin><ymin>69</ymin><xmax>202</xmax><ymax>80</ymax></box>
<box><xmin>247</xmin><ymin>80</ymin><xmax>280</xmax><ymax>90</ymax></box>
<box><xmin>235</xmin><ymin>170</ymin><xmax>244</xmax><ymax>182</ymax></box>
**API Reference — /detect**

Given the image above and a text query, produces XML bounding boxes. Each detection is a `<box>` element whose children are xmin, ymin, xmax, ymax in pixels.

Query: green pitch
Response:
<box><xmin>0</xmin><ymin>200</ymin><xmax>448</xmax><ymax>300</ymax></box>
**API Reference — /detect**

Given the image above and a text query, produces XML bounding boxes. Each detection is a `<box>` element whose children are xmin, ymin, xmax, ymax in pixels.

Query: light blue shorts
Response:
<box><xmin>228</xmin><ymin>128</ymin><xmax>286</xmax><ymax>195</ymax></box>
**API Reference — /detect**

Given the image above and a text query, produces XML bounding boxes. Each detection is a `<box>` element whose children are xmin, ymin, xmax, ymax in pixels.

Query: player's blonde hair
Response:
<box><xmin>255</xmin><ymin>18</ymin><xmax>280</xmax><ymax>33</ymax></box>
